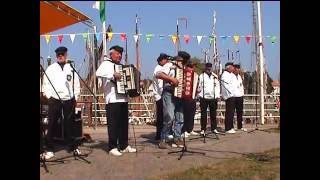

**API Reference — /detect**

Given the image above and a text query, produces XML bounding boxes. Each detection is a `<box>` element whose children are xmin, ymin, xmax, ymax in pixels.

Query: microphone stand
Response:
<box><xmin>68</xmin><ymin>63</ymin><xmax>91</xmax><ymax>164</ymax></box>
<box><xmin>40</xmin><ymin>63</ymin><xmax>65</xmax><ymax>173</ymax></box>
<box><xmin>168</xmin><ymin>65</ymin><xmax>205</xmax><ymax>160</ymax></box>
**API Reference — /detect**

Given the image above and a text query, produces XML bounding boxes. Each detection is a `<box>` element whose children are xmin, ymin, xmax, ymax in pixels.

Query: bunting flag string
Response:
<box><xmin>245</xmin><ymin>35</ymin><xmax>251</xmax><ymax>44</ymax></box>
<box><xmin>57</xmin><ymin>35</ymin><xmax>63</xmax><ymax>44</ymax></box>
<box><xmin>145</xmin><ymin>34</ymin><xmax>154</xmax><ymax>43</ymax></box>
<box><xmin>70</xmin><ymin>34</ymin><xmax>76</xmax><ymax>43</ymax></box>
<box><xmin>183</xmin><ymin>35</ymin><xmax>190</xmax><ymax>44</ymax></box>
<box><xmin>133</xmin><ymin>34</ymin><xmax>139</xmax><ymax>43</ymax></box>
<box><xmin>44</xmin><ymin>34</ymin><xmax>51</xmax><ymax>44</ymax></box>
<box><xmin>196</xmin><ymin>36</ymin><xmax>203</xmax><ymax>45</ymax></box>
<box><xmin>171</xmin><ymin>35</ymin><xmax>177</xmax><ymax>44</ymax></box>
<box><xmin>233</xmin><ymin>35</ymin><xmax>240</xmax><ymax>44</ymax></box>
<box><xmin>41</xmin><ymin>32</ymin><xmax>279</xmax><ymax>45</ymax></box>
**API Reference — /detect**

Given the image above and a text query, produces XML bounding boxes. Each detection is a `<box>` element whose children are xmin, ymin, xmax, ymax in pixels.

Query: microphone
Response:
<box><xmin>67</xmin><ymin>59</ymin><xmax>74</xmax><ymax>63</ymax></box>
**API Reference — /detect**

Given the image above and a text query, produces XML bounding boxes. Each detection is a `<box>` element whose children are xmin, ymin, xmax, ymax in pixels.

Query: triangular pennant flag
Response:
<box><xmin>209</xmin><ymin>36</ymin><xmax>214</xmax><ymax>45</ymax></box>
<box><xmin>58</xmin><ymin>35</ymin><xmax>63</xmax><ymax>44</ymax></box>
<box><xmin>133</xmin><ymin>34</ymin><xmax>139</xmax><ymax>43</ymax></box>
<box><xmin>70</xmin><ymin>34</ymin><xmax>76</xmax><ymax>43</ymax></box>
<box><xmin>220</xmin><ymin>36</ymin><xmax>227</xmax><ymax>45</ymax></box>
<box><xmin>171</xmin><ymin>35</ymin><xmax>177</xmax><ymax>44</ymax></box>
<box><xmin>271</xmin><ymin>36</ymin><xmax>277</xmax><ymax>44</ymax></box>
<box><xmin>184</xmin><ymin>35</ymin><xmax>190</xmax><ymax>44</ymax></box>
<box><xmin>107</xmin><ymin>32</ymin><xmax>113</xmax><ymax>41</ymax></box>
<box><xmin>245</xmin><ymin>35</ymin><xmax>251</xmax><ymax>44</ymax></box>
<box><xmin>44</xmin><ymin>34</ymin><xmax>51</xmax><ymax>44</ymax></box>
<box><xmin>146</xmin><ymin>34</ymin><xmax>154</xmax><ymax>43</ymax></box>
<box><xmin>233</xmin><ymin>35</ymin><xmax>240</xmax><ymax>44</ymax></box>
<box><xmin>159</xmin><ymin>35</ymin><xmax>165</xmax><ymax>40</ymax></box>
<box><xmin>82</xmin><ymin>33</ymin><xmax>88</xmax><ymax>41</ymax></box>
<box><xmin>120</xmin><ymin>33</ymin><xmax>127</xmax><ymax>41</ymax></box>
<box><xmin>196</xmin><ymin>36</ymin><xmax>203</xmax><ymax>45</ymax></box>
<box><xmin>95</xmin><ymin>33</ymin><xmax>100</xmax><ymax>41</ymax></box>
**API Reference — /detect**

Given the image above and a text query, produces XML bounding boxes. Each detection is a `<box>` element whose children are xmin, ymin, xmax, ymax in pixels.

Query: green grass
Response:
<box><xmin>149</xmin><ymin>148</ymin><xmax>280</xmax><ymax>180</ymax></box>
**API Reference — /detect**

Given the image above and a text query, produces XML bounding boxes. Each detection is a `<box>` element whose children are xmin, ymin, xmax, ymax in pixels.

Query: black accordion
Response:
<box><xmin>114</xmin><ymin>64</ymin><xmax>141</xmax><ymax>97</ymax></box>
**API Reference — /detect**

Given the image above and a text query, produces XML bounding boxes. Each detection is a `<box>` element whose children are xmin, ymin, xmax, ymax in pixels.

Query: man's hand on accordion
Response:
<box><xmin>170</xmin><ymin>78</ymin><xmax>179</xmax><ymax>87</ymax></box>
<box><xmin>113</xmin><ymin>72</ymin><xmax>122</xmax><ymax>81</ymax></box>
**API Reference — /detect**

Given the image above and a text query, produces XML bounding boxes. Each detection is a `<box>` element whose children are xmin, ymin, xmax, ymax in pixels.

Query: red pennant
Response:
<box><xmin>245</xmin><ymin>35</ymin><xmax>251</xmax><ymax>44</ymax></box>
<box><xmin>120</xmin><ymin>33</ymin><xmax>127</xmax><ymax>41</ymax></box>
<box><xmin>58</xmin><ymin>35</ymin><xmax>63</xmax><ymax>44</ymax></box>
<box><xmin>184</xmin><ymin>35</ymin><xmax>190</xmax><ymax>44</ymax></box>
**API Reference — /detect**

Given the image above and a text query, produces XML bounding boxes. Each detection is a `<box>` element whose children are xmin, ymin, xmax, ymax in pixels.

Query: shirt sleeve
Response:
<box><xmin>74</xmin><ymin>71</ymin><xmax>81</xmax><ymax>101</ymax></box>
<box><xmin>42</xmin><ymin>67</ymin><xmax>52</xmax><ymax>99</ymax></box>
<box><xmin>96</xmin><ymin>61</ymin><xmax>115</xmax><ymax>81</ymax></box>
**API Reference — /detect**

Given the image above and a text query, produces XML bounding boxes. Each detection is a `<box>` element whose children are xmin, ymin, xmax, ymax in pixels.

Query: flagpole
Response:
<box><xmin>257</xmin><ymin>1</ymin><xmax>265</xmax><ymax>124</ymax></box>
<box><xmin>91</xmin><ymin>27</ymin><xmax>98</xmax><ymax>130</ymax></box>
<box><xmin>102</xmin><ymin>21</ymin><xmax>107</xmax><ymax>58</ymax></box>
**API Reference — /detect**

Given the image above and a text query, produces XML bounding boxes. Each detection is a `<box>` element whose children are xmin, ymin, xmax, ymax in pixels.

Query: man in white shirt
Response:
<box><xmin>233</xmin><ymin>64</ymin><xmax>247</xmax><ymax>131</ymax></box>
<box><xmin>220</xmin><ymin>62</ymin><xmax>237</xmax><ymax>133</ymax></box>
<box><xmin>42</xmin><ymin>46</ymin><xmax>81</xmax><ymax>159</ymax></box>
<box><xmin>152</xmin><ymin>53</ymin><xmax>170</xmax><ymax>140</ymax></box>
<box><xmin>156</xmin><ymin>51</ymin><xmax>190</xmax><ymax>148</ymax></box>
<box><xmin>197</xmin><ymin>63</ymin><xmax>221</xmax><ymax>135</ymax></box>
<box><xmin>96</xmin><ymin>45</ymin><xmax>136</xmax><ymax>156</ymax></box>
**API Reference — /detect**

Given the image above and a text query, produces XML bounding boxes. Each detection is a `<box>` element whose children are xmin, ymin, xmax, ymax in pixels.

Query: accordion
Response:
<box><xmin>173</xmin><ymin>63</ymin><xmax>199</xmax><ymax>99</ymax></box>
<box><xmin>114</xmin><ymin>64</ymin><xmax>141</xmax><ymax>97</ymax></box>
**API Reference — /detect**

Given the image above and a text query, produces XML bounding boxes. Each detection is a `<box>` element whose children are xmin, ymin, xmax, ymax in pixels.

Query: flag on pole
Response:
<box><xmin>99</xmin><ymin>1</ymin><xmax>106</xmax><ymax>23</ymax></box>
<box><xmin>93</xmin><ymin>1</ymin><xmax>105</xmax><ymax>23</ymax></box>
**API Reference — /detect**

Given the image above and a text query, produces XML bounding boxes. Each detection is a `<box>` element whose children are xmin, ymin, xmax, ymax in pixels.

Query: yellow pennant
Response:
<box><xmin>107</xmin><ymin>32</ymin><xmax>113</xmax><ymax>41</ymax></box>
<box><xmin>171</xmin><ymin>35</ymin><xmax>177</xmax><ymax>44</ymax></box>
<box><xmin>44</xmin><ymin>34</ymin><xmax>51</xmax><ymax>44</ymax></box>
<box><xmin>233</xmin><ymin>35</ymin><xmax>240</xmax><ymax>44</ymax></box>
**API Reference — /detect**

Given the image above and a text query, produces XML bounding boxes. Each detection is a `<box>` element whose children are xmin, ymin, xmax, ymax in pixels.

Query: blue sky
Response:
<box><xmin>40</xmin><ymin>1</ymin><xmax>280</xmax><ymax>80</ymax></box>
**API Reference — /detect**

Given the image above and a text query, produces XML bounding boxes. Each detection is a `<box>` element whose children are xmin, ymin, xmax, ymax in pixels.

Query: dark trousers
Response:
<box><xmin>46</xmin><ymin>97</ymin><xmax>76</xmax><ymax>151</ymax></box>
<box><xmin>200</xmin><ymin>98</ymin><xmax>218</xmax><ymax>131</ymax></box>
<box><xmin>155</xmin><ymin>98</ymin><xmax>163</xmax><ymax>139</ymax></box>
<box><xmin>225</xmin><ymin>97</ymin><xmax>236</xmax><ymax>131</ymax></box>
<box><xmin>182</xmin><ymin>99</ymin><xmax>196</xmax><ymax>133</ymax></box>
<box><xmin>106</xmin><ymin>102</ymin><xmax>129</xmax><ymax>150</ymax></box>
<box><xmin>235</xmin><ymin>96</ymin><xmax>244</xmax><ymax>129</ymax></box>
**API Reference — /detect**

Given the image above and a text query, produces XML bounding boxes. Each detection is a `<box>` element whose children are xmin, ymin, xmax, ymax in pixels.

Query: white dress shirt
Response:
<box><xmin>96</xmin><ymin>58</ymin><xmax>128</xmax><ymax>104</ymax></box>
<box><xmin>152</xmin><ymin>64</ymin><xmax>164</xmax><ymax>101</ymax></box>
<box><xmin>234</xmin><ymin>74</ymin><xmax>244</xmax><ymax>97</ymax></box>
<box><xmin>43</xmin><ymin>62</ymin><xmax>80</xmax><ymax>101</ymax></box>
<box><xmin>220</xmin><ymin>70</ymin><xmax>238</xmax><ymax>100</ymax></box>
<box><xmin>197</xmin><ymin>72</ymin><xmax>220</xmax><ymax>99</ymax></box>
<box><xmin>157</xmin><ymin>62</ymin><xmax>174</xmax><ymax>91</ymax></box>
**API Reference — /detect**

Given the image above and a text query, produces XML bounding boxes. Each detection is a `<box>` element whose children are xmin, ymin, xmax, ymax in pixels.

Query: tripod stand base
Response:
<box><xmin>168</xmin><ymin>146</ymin><xmax>206</xmax><ymax>160</ymax></box>
<box><xmin>40</xmin><ymin>156</ymin><xmax>65</xmax><ymax>173</ymax></box>
<box><xmin>73</xmin><ymin>152</ymin><xmax>91</xmax><ymax>164</ymax></box>
<box><xmin>190</xmin><ymin>132</ymin><xmax>222</xmax><ymax>143</ymax></box>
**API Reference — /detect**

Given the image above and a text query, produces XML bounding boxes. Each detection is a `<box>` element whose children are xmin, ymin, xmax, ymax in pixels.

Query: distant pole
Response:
<box><xmin>257</xmin><ymin>1</ymin><xmax>265</xmax><ymax>124</ymax></box>
<box><xmin>177</xmin><ymin>17</ymin><xmax>187</xmax><ymax>54</ymax></box>
<box><xmin>125</xmin><ymin>36</ymin><xmax>128</xmax><ymax>65</ymax></box>
<box><xmin>135</xmin><ymin>14</ymin><xmax>141</xmax><ymax>71</ymax></box>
